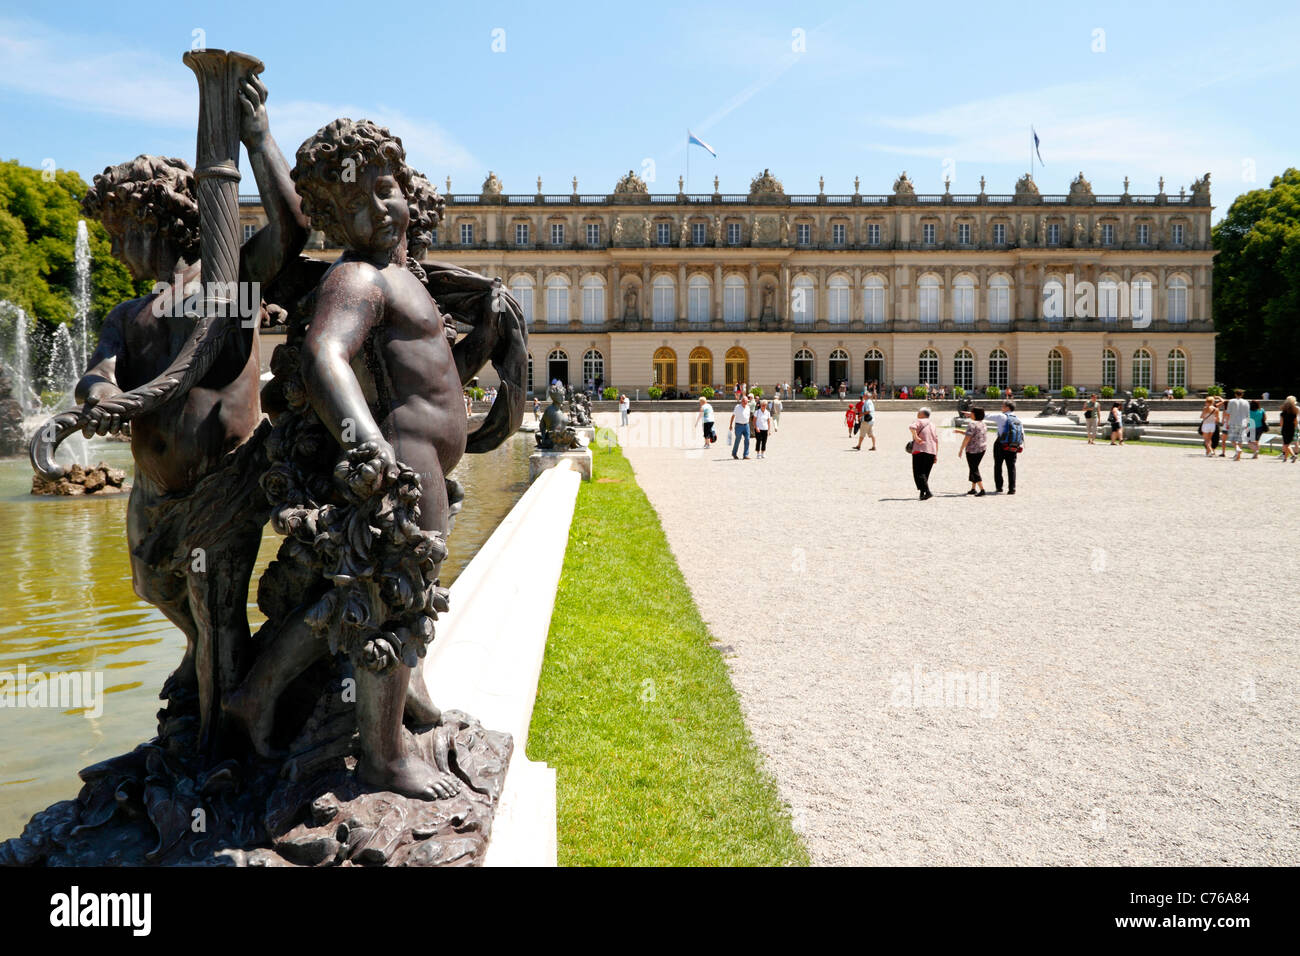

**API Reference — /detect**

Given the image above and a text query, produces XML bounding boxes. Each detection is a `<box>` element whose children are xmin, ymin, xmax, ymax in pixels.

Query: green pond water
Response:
<box><xmin>0</xmin><ymin>430</ymin><xmax>532</xmax><ymax>838</ymax></box>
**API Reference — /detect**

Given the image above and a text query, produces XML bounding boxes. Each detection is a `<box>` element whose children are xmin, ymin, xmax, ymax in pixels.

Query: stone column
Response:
<box><xmin>713</xmin><ymin>263</ymin><xmax>723</xmax><ymax>321</ymax></box>
<box><xmin>677</xmin><ymin>263</ymin><xmax>687</xmax><ymax>321</ymax></box>
<box><xmin>748</xmin><ymin>263</ymin><xmax>759</xmax><ymax>321</ymax></box>
<box><xmin>609</xmin><ymin>262</ymin><xmax>620</xmax><ymax>322</ymax></box>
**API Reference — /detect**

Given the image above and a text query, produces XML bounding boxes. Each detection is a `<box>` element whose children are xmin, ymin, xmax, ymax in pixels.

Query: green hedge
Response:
<box><xmin>801</xmin><ymin>386</ymin><xmax>817</xmax><ymax>399</ymax></box>
<box><xmin>1023</xmin><ymin>385</ymin><xmax>1040</xmax><ymax>398</ymax></box>
<box><xmin>1133</xmin><ymin>386</ymin><xmax>1149</xmax><ymax>399</ymax></box>
<box><xmin>985</xmin><ymin>386</ymin><xmax>1001</xmax><ymax>399</ymax></box>
<box><xmin>647</xmin><ymin>386</ymin><xmax>663</xmax><ymax>400</ymax></box>
<box><xmin>1100</xmin><ymin>386</ymin><xmax>1115</xmax><ymax>398</ymax></box>
<box><xmin>1061</xmin><ymin>386</ymin><xmax>1077</xmax><ymax>399</ymax></box>
<box><xmin>603</xmin><ymin>386</ymin><xmax>619</xmax><ymax>401</ymax></box>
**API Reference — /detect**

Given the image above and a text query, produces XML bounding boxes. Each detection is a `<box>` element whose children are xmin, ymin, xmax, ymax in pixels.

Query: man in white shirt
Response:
<box><xmin>729</xmin><ymin>396</ymin><xmax>752</xmax><ymax>459</ymax></box>
<box><xmin>853</xmin><ymin>393</ymin><xmax>876</xmax><ymax>451</ymax></box>
<box><xmin>1225</xmin><ymin>388</ymin><xmax>1251</xmax><ymax>460</ymax></box>
<box><xmin>619</xmin><ymin>392</ymin><xmax>630</xmax><ymax>426</ymax></box>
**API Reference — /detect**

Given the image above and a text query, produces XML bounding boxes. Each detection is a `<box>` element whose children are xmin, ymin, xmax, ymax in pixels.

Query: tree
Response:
<box><xmin>0</xmin><ymin>160</ymin><xmax>145</xmax><ymax>331</ymax></box>
<box><xmin>1212</xmin><ymin>168</ymin><xmax>1300</xmax><ymax>393</ymax></box>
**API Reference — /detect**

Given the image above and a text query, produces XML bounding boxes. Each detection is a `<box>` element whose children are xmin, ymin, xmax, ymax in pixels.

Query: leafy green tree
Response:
<box><xmin>0</xmin><ymin>160</ymin><xmax>145</xmax><ymax>331</ymax></box>
<box><xmin>1213</xmin><ymin>168</ymin><xmax>1300</xmax><ymax>392</ymax></box>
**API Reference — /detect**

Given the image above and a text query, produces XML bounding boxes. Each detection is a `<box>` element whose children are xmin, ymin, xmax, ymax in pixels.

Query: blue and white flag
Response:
<box><xmin>687</xmin><ymin>130</ymin><xmax>716</xmax><ymax>157</ymax></box>
<box><xmin>1032</xmin><ymin>126</ymin><xmax>1044</xmax><ymax>166</ymax></box>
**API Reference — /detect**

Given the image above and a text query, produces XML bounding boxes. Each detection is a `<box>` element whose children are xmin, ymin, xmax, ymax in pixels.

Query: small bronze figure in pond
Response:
<box><xmin>536</xmin><ymin>383</ymin><xmax>582</xmax><ymax>450</ymax></box>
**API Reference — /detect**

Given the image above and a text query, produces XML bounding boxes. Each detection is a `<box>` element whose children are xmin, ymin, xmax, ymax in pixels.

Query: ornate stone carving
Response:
<box><xmin>1092</xmin><ymin>219</ymin><xmax>1103</xmax><ymax>245</ymax></box>
<box><xmin>680</xmin><ymin>218</ymin><xmax>690</xmax><ymax>246</ymax></box>
<box><xmin>613</xmin><ymin>168</ymin><xmax>649</xmax><ymax>196</ymax></box>
<box><xmin>712</xmin><ymin>215</ymin><xmax>723</xmax><ymax>244</ymax></box>
<box><xmin>480</xmin><ymin>170</ymin><xmax>503</xmax><ymax>198</ymax></box>
<box><xmin>892</xmin><ymin>171</ymin><xmax>916</xmax><ymax>202</ymax></box>
<box><xmin>1073</xmin><ymin>217</ymin><xmax>1085</xmax><ymax>246</ymax></box>
<box><xmin>1190</xmin><ymin>172</ymin><xmax>1211</xmax><ymax>205</ymax></box>
<box><xmin>1067</xmin><ymin>171</ymin><xmax>1093</xmax><ymax>204</ymax></box>
<box><xmin>748</xmin><ymin>168</ymin><xmax>785</xmax><ymax>199</ymax></box>
<box><xmin>752</xmin><ymin>215</ymin><xmax>779</xmax><ymax>244</ymax></box>
<box><xmin>1020</xmin><ymin>217</ymin><xmax>1033</xmax><ymax>245</ymax></box>
<box><xmin>779</xmin><ymin>216</ymin><xmax>790</xmax><ymax>246</ymax></box>
<box><xmin>1014</xmin><ymin>173</ymin><xmax>1040</xmax><ymax>204</ymax></box>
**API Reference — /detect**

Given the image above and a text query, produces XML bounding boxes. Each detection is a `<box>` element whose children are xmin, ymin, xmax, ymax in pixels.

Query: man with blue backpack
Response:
<box><xmin>991</xmin><ymin>400</ymin><xmax>1024</xmax><ymax>494</ymax></box>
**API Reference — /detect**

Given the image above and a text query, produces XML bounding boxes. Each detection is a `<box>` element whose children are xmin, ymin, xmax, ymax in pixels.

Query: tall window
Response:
<box><xmin>656</xmin><ymin>222</ymin><xmax>671</xmax><ymax>246</ymax></box>
<box><xmin>1168</xmin><ymin>276</ymin><xmax>1188</xmax><ymax>324</ymax></box>
<box><xmin>1131</xmin><ymin>278</ymin><xmax>1153</xmax><ymax>324</ymax></box>
<box><xmin>992</xmin><ymin>222</ymin><xmax>1006</xmax><ymax>245</ymax></box>
<box><xmin>989</xmin><ymin>274</ymin><xmax>1010</xmax><ymax>323</ymax></box>
<box><xmin>832</xmin><ymin>223</ymin><xmax>846</xmax><ymax>246</ymax></box>
<box><xmin>918</xmin><ymin>348</ymin><xmax>939</xmax><ymax>385</ymax></box>
<box><xmin>459</xmin><ymin>222</ymin><xmax>474</xmax><ymax>245</ymax></box>
<box><xmin>585</xmin><ymin>222</ymin><xmax>600</xmax><ymax>246</ymax></box>
<box><xmin>550</xmin><ymin>222</ymin><xmax>564</xmax><ymax>245</ymax></box>
<box><xmin>866</xmin><ymin>222</ymin><xmax>881</xmax><ymax>245</ymax></box>
<box><xmin>1102</xmin><ymin>349</ymin><xmax>1117</xmax><ymax>389</ymax></box>
<box><xmin>829</xmin><ymin>348</ymin><xmax>849</xmax><ymax>387</ymax></box>
<box><xmin>791</xmin><ymin>275</ymin><xmax>815</xmax><ymax>324</ymax></box>
<box><xmin>723</xmin><ymin>275</ymin><xmax>745</xmax><ymax>325</ymax></box>
<box><xmin>1167</xmin><ymin>349</ymin><xmax>1187</xmax><ymax>389</ymax></box>
<box><xmin>1047</xmin><ymin>223</ymin><xmax>1061</xmax><ymax>245</ymax></box>
<box><xmin>1171</xmin><ymin>223</ymin><xmax>1184</xmax><ymax>246</ymax></box>
<box><xmin>724</xmin><ymin>347</ymin><xmax>748</xmax><ymax>391</ymax></box>
<box><xmin>652</xmin><ymin>347</ymin><xmax>676</xmax><ymax>387</ymax></box>
<box><xmin>689</xmin><ymin>347</ymin><xmax>712</xmax><ymax>390</ymax></box>
<box><xmin>953</xmin><ymin>348</ymin><xmax>974</xmax><ymax>390</ymax></box>
<box><xmin>988</xmin><ymin>348</ymin><xmax>1009</xmax><ymax>389</ymax></box>
<box><xmin>581</xmin><ymin>275</ymin><xmax>605</xmax><ymax>325</ymax></box>
<box><xmin>1132</xmin><ymin>349</ymin><xmax>1152</xmax><ymax>390</ymax></box>
<box><xmin>796</xmin><ymin>223</ymin><xmax>811</xmax><ymax>246</ymax></box>
<box><xmin>1042</xmin><ymin>279</ymin><xmax>1065</xmax><ymax>320</ymax></box>
<box><xmin>692</xmin><ymin>222</ymin><xmax>706</xmax><ymax>246</ymax></box>
<box><xmin>864</xmin><ymin>348</ymin><xmax>885</xmax><ymax>387</ymax></box>
<box><xmin>510</xmin><ymin>275</ymin><xmax>534</xmax><ymax>325</ymax></box>
<box><xmin>243</xmin><ymin>223</ymin><xmax>257</xmax><ymax>242</ymax></box>
<box><xmin>1136</xmin><ymin>223</ymin><xmax>1150</xmax><ymax>245</ymax></box>
<box><xmin>1047</xmin><ymin>348</ymin><xmax>1064</xmax><ymax>391</ymax></box>
<box><xmin>527</xmin><ymin>354</ymin><xmax>533</xmax><ymax>393</ymax></box>
<box><xmin>863</xmin><ymin>275</ymin><xmax>885</xmax><ymax>325</ymax></box>
<box><xmin>1101</xmin><ymin>223</ymin><xmax>1115</xmax><ymax>246</ymax></box>
<box><xmin>1099</xmin><ymin>277</ymin><xmax>1119</xmax><ymax>323</ymax></box>
<box><xmin>545</xmin><ymin>275</ymin><xmax>568</xmax><ymax>324</ymax></box>
<box><xmin>687</xmin><ymin>275</ymin><xmax>710</xmax><ymax>325</ymax></box>
<box><xmin>652</xmin><ymin>275</ymin><xmax>675</xmax><ymax>326</ymax></box>
<box><xmin>957</xmin><ymin>223</ymin><xmax>971</xmax><ymax>245</ymax></box>
<box><xmin>922</xmin><ymin>222</ymin><xmax>936</xmax><ymax>245</ymax></box>
<box><xmin>582</xmin><ymin>349</ymin><xmax>604</xmax><ymax>385</ymax></box>
<box><xmin>547</xmin><ymin>349</ymin><xmax>568</xmax><ymax>385</ymax></box>
<box><xmin>918</xmin><ymin>275</ymin><xmax>940</xmax><ymax>324</ymax></box>
<box><xmin>727</xmin><ymin>222</ymin><xmax>742</xmax><ymax>245</ymax></box>
<box><xmin>953</xmin><ymin>275</ymin><xmax>975</xmax><ymax>324</ymax></box>
<box><xmin>515</xmin><ymin>223</ymin><xmax>530</xmax><ymax>245</ymax></box>
<box><xmin>827</xmin><ymin>276</ymin><xmax>850</xmax><ymax>324</ymax></box>
<box><xmin>793</xmin><ymin>348</ymin><xmax>814</xmax><ymax>386</ymax></box>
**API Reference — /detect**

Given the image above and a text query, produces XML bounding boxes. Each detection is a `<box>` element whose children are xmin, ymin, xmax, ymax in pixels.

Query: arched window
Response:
<box><xmin>723</xmin><ymin>275</ymin><xmax>745</xmax><ymax>325</ymax></box>
<box><xmin>791</xmin><ymin>275</ymin><xmax>815</xmax><ymax>324</ymax></box>
<box><xmin>1132</xmin><ymin>348</ymin><xmax>1152</xmax><ymax>391</ymax></box>
<box><xmin>989</xmin><ymin>274</ymin><xmax>1011</xmax><ymax>323</ymax></box>
<box><xmin>918</xmin><ymin>348</ymin><xmax>939</xmax><ymax>385</ymax></box>
<box><xmin>652</xmin><ymin>275</ymin><xmax>675</xmax><ymax>326</ymax></box>
<box><xmin>1047</xmin><ymin>348</ymin><xmax>1064</xmax><ymax>391</ymax></box>
<box><xmin>864</xmin><ymin>348</ymin><xmax>885</xmax><ymax>387</ymax></box>
<box><xmin>580</xmin><ymin>275</ymin><xmax>605</xmax><ymax>325</ymax></box>
<box><xmin>793</xmin><ymin>347</ymin><xmax>814</xmax><ymax>386</ymax></box>
<box><xmin>1042</xmin><ymin>277</ymin><xmax>1065</xmax><ymax>320</ymax></box>
<box><xmin>582</xmin><ymin>349</ymin><xmax>604</xmax><ymax>386</ymax></box>
<box><xmin>547</xmin><ymin>348</ymin><xmax>569</xmax><ymax>385</ymax></box>
<box><xmin>1167</xmin><ymin>348</ymin><xmax>1187</xmax><ymax>389</ymax></box>
<box><xmin>510</xmin><ymin>275</ymin><xmax>535</xmax><ymax>325</ymax></box>
<box><xmin>863</xmin><ymin>274</ymin><xmax>886</xmax><ymax>325</ymax></box>
<box><xmin>1102</xmin><ymin>348</ymin><xmax>1118</xmax><ymax>389</ymax></box>
<box><xmin>1098</xmin><ymin>275</ymin><xmax>1119</xmax><ymax>324</ymax></box>
<box><xmin>988</xmin><ymin>348</ymin><xmax>1009</xmax><ymax>389</ymax></box>
<box><xmin>689</xmin><ymin>347</ymin><xmax>712</xmax><ymax>390</ymax></box>
<box><xmin>1168</xmin><ymin>276</ymin><xmax>1188</xmax><ymax>324</ymax></box>
<box><xmin>545</xmin><ymin>275</ymin><xmax>569</xmax><ymax>325</ymax></box>
<box><xmin>953</xmin><ymin>348</ymin><xmax>974</xmax><ymax>391</ymax></box>
<box><xmin>829</xmin><ymin>348</ymin><xmax>849</xmax><ymax>387</ymax></box>
<box><xmin>725</xmin><ymin>347</ymin><xmax>748</xmax><ymax>391</ymax></box>
<box><xmin>953</xmin><ymin>275</ymin><xmax>975</xmax><ymax>325</ymax></box>
<box><xmin>827</xmin><ymin>275</ymin><xmax>850</xmax><ymax>325</ymax></box>
<box><xmin>652</xmin><ymin>346</ymin><xmax>676</xmax><ymax>387</ymax></box>
<box><xmin>1131</xmin><ymin>275</ymin><xmax>1154</xmax><ymax>325</ymax></box>
<box><xmin>918</xmin><ymin>274</ymin><xmax>940</xmax><ymax>324</ymax></box>
<box><xmin>688</xmin><ymin>274</ymin><xmax>710</xmax><ymax>325</ymax></box>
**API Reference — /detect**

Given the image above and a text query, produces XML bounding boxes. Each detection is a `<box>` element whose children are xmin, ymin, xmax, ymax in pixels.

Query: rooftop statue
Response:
<box><xmin>1067</xmin><ymin>172</ymin><xmax>1094</xmax><ymax>204</ymax></box>
<box><xmin>480</xmin><ymin>170</ymin><xmax>503</xmax><ymax>197</ymax></box>
<box><xmin>892</xmin><ymin>171</ymin><xmax>916</xmax><ymax>201</ymax></box>
<box><xmin>613</xmin><ymin>168</ymin><xmax>649</xmax><ymax>195</ymax></box>
<box><xmin>1014</xmin><ymin>173</ymin><xmax>1041</xmax><ymax>204</ymax></box>
<box><xmin>748</xmin><ymin>168</ymin><xmax>785</xmax><ymax>198</ymax></box>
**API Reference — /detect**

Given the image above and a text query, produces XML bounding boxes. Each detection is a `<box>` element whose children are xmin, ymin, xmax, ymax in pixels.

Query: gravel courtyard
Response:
<box><xmin>598</xmin><ymin>408</ymin><xmax>1298</xmax><ymax>866</ymax></box>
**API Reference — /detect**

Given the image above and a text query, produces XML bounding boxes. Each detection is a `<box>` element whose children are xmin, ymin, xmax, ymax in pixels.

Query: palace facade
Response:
<box><xmin>241</xmin><ymin>167</ymin><xmax>1217</xmax><ymax>395</ymax></box>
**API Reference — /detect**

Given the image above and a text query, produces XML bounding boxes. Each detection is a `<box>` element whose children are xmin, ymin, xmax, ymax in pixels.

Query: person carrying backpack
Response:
<box><xmin>992</xmin><ymin>400</ymin><xmax>1023</xmax><ymax>494</ymax></box>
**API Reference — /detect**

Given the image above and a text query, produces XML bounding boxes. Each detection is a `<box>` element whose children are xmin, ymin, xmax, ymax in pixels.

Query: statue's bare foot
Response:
<box><xmin>403</xmin><ymin>661</ymin><xmax>441</xmax><ymax>727</ymax></box>
<box><xmin>222</xmin><ymin>686</ymin><xmax>276</xmax><ymax>757</ymax></box>
<box><xmin>359</xmin><ymin>754</ymin><xmax>461</xmax><ymax>801</ymax></box>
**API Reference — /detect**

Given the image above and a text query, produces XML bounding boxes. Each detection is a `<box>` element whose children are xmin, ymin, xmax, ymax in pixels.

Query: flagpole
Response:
<box><xmin>686</xmin><ymin>130</ymin><xmax>690</xmax><ymax>194</ymax></box>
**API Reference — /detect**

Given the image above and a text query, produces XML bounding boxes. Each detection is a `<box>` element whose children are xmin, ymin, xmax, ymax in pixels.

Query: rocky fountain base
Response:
<box><xmin>31</xmin><ymin>461</ymin><xmax>128</xmax><ymax>496</ymax></box>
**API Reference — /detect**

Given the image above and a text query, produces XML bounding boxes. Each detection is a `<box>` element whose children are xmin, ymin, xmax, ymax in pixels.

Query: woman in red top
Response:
<box><xmin>845</xmin><ymin>403</ymin><xmax>858</xmax><ymax>437</ymax></box>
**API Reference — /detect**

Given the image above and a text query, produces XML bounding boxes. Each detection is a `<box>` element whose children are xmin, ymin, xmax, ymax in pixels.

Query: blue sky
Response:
<box><xmin>2</xmin><ymin>0</ymin><xmax>1297</xmax><ymax>219</ymax></box>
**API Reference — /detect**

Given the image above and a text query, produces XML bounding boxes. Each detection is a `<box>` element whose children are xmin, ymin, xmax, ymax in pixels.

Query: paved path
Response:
<box><xmin>600</xmin><ymin>409</ymin><xmax>1299</xmax><ymax>865</ymax></box>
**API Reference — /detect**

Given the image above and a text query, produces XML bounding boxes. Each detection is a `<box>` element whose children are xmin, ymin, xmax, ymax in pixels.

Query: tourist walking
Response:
<box><xmin>908</xmin><ymin>407</ymin><xmax>939</xmax><ymax>500</ymax></box>
<box><xmin>991</xmin><ymin>401</ymin><xmax>1023</xmax><ymax>494</ymax></box>
<box><xmin>1279</xmin><ymin>396</ymin><xmax>1298</xmax><ymax>462</ymax></box>
<box><xmin>619</xmin><ymin>392</ymin><xmax>630</xmax><ymax>426</ymax></box>
<box><xmin>729</xmin><ymin>393</ymin><xmax>751</xmax><ymax>459</ymax></box>
<box><xmin>1225</xmin><ymin>389</ymin><xmax>1251</xmax><ymax>460</ymax></box>
<box><xmin>772</xmin><ymin>393</ymin><xmax>783</xmax><ymax>432</ymax></box>
<box><xmin>845</xmin><ymin>402</ymin><xmax>857</xmax><ymax>438</ymax></box>
<box><xmin>753</xmin><ymin>399</ymin><xmax>772</xmax><ymax>458</ymax></box>
<box><xmin>1248</xmin><ymin>400</ymin><xmax>1267</xmax><ymax>458</ymax></box>
<box><xmin>854</xmin><ymin>393</ymin><xmax>876</xmax><ymax>451</ymax></box>
<box><xmin>1107</xmin><ymin>403</ymin><xmax>1124</xmax><ymax>445</ymax></box>
<box><xmin>694</xmin><ymin>396</ymin><xmax>716</xmax><ymax>447</ymax></box>
<box><xmin>1083</xmin><ymin>393</ymin><xmax>1100</xmax><ymax>444</ymax></box>
<box><xmin>1199</xmin><ymin>396</ymin><xmax>1219</xmax><ymax>456</ymax></box>
<box><xmin>957</xmin><ymin>407</ymin><xmax>987</xmax><ymax>495</ymax></box>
